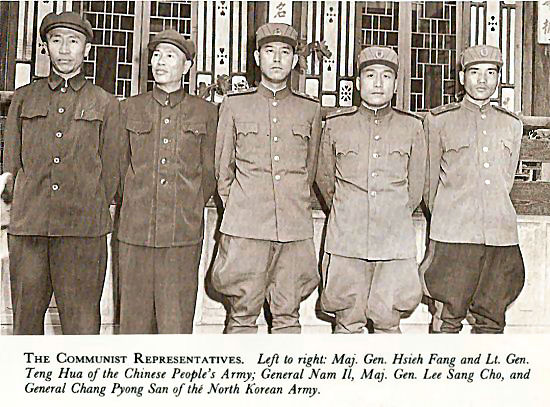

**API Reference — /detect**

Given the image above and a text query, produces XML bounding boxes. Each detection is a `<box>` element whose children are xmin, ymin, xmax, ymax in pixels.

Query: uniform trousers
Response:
<box><xmin>211</xmin><ymin>234</ymin><xmax>319</xmax><ymax>334</ymax></box>
<box><xmin>118</xmin><ymin>242</ymin><xmax>201</xmax><ymax>334</ymax></box>
<box><xmin>8</xmin><ymin>235</ymin><xmax>107</xmax><ymax>335</ymax></box>
<box><xmin>424</xmin><ymin>241</ymin><xmax>525</xmax><ymax>334</ymax></box>
<box><xmin>321</xmin><ymin>254</ymin><xmax>422</xmax><ymax>334</ymax></box>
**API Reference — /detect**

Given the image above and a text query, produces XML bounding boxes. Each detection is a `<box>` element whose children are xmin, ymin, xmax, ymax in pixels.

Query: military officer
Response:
<box><xmin>117</xmin><ymin>30</ymin><xmax>217</xmax><ymax>334</ymax></box>
<box><xmin>213</xmin><ymin>23</ymin><xmax>322</xmax><ymax>334</ymax></box>
<box><xmin>1</xmin><ymin>12</ymin><xmax>120</xmax><ymax>334</ymax></box>
<box><xmin>316</xmin><ymin>46</ymin><xmax>426</xmax><ymax>334</ymax></box>
<box><xmin>423</xmin><ymin>45</ymin><xmax>524</xmax><ymax>334</ymax></box>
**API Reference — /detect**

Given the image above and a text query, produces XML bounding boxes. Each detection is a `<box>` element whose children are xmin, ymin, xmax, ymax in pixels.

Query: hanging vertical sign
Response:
<box><xmin>268</xmin><ymin>1</ymin><xmax>293</xmax><ymax>24</ymax></box>
<box><xmin>538</xmin><ymin>0</ymin><xmax>550</xmax><ymax>44</ymax></box>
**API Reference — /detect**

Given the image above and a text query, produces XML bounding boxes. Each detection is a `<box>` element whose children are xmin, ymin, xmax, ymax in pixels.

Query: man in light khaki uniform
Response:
<box><xmin>316</xmin><ymin>47</ymin><xmax>426</xmax><ymax>333</ymax></box>
<box><xmin>213</xmin><ymin>23</ymin><xmax>322</xmax><ymax>334</ymax></box>
<box><xmin>423</xmin><ymin>45</ymin><xmax>524</xmax><ymax>334</ymax></box>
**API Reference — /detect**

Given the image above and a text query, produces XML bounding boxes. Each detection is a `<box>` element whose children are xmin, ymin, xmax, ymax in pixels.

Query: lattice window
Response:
<box><xmin>146</xmin><ymin>1</ymin><xmax>192</xmax><ymax>92</ymax></box>
<box><xmin>360</xmin><ymin>1</ymin><xmax>399</xmax><ymax>50</ymax></box>
<box><xmin>410</xmin><ymin>1</ymin><xmax>457</xmax><ymax>112</ymax></box>
<box><xmin>76</xmin><ymin>1</ymin><xmax>137</xmax><ymax>98</ymax></box>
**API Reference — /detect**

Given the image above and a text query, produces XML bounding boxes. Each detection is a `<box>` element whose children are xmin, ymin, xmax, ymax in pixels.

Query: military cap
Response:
<box><xmin>357</xmin><ymin>46</ymin><xmax>399</xmax><ymax>73</ymax></box>
<box><xmin>461</xmin><ymin>45</ymin><xmax>503</xmax><ymax>70</ymax></box>
<box><xmin>40</xmin><ymin>11</ymin><xmax>94</xmax><ymax>42</ymax></box>
<box><xmin>148</xmin><ymin>29</ymin><xmax>196</xmax><ymax>61</ymax></box>
<box><xmin>256</xmin><ymin>23</ymin><xmax>298</xmax><ymax>49</ymax></box>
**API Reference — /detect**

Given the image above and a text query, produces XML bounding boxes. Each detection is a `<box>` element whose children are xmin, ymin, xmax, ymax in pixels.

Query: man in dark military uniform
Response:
<box><xmin>423</xmin><ymin>45</ymin><xmax>524</xmax><ymax>334</ymax></box>
<box><xmin>117</xmin><ymin>30</ymin><xmax>217</xmax><ymax>334</ymax></box>
<box><xmin>213</xmin><ymin>23</ymin><xmax>322</xmax><ymax>334</ymax></box>
<box><xmin>1</xmin><ymin>12</ymin><xmax>120</xmax><ymax>334</ymax></box>
<box><xmin>316</xmin><ymin>47</ymin><xmax>426</xmax><ymax>334</ymax></box>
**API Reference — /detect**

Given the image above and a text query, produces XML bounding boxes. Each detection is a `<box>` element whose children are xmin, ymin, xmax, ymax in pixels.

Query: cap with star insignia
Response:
<box><xmin>40</xmin><ymin>11</ymin><xmax>94</xmax><ymax>42</ymax></box>
<box><xmin>256</xmin><ymin>23</ymin><xmax>299</xmax><ymax>50</ymax></box>
<box><xmin>461</xmin><ymin>45</ymin><xmax>503</xmax><ymax>70</ymax></box>
<box><xmin>357</xmin><ymin>46</ymin><xmax>399</xmax><ymax>73</ymax></box>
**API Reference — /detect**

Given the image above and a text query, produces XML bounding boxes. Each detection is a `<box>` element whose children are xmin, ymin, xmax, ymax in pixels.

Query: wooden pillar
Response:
<box><xmin>397</xmin><ymin>1</ymin><xmax>411</xmax><ymax>110</ymax></box>
<box><xmin>523</xmin><ymin>1</ymin><xmax>534</xmax><ymax>116</ymax></box>
<box><xmin>0</xmin><ymin>1</ymin><xmax>18</xmax><ymax>93</ymax></box>
<box><xmin>532</xmin><ymin>1</ymin><xmax>550</xmax><ymax>116</ymax></box>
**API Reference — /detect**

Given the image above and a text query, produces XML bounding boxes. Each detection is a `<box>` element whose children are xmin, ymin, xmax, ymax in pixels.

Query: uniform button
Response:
<box><xmin>58</xmin><ymin>107</ymin><xmax>65</xmax><ymax>114</ymax></box>
<box><xmin>272</xmin><ymin>101</ymin><xmax>278</xmax><ymax>107</ymax></box>
<box><xmin>160</xmin><ymin>178</ymin><xmax>167</xmax><ymax>185</ymax></box>
<box><xmin>484</xmin><ymin>179</ymin><xmax>491</xmax><ymax>185</ymax></box>
<box><xmin>371</xmin><ymin>172</ymin><xmax>378</xmax><ymax>177</ymax></box>
<box><xmin>372</xmin><ymin>153</ymin><xmax>379</xmax><ymax>158</ymax></box>
<box><xmin>53</xmin><ymin>157</ymin><xmax>60</xmax><ymax>164</ymax></box>
<box><xmin>52</xmin><ymin>184</ymin><xmax>59</xmax><ymax>191</ymax></box>
<box><xmin>55</xmin><ymin>132</ymin><xmax>63</xmax><ymax>138</ymax></box>
<box><xmin>482</xmin><ymin>130</ymin><xmax>487</xmax><ymax>135</ymax></box>
<box><xmin>60</xmin><ymin>87</ymin><xmax>67</xmax><ymax>93</ymax></box>
<box><xmin>374</xmin><ymin>119</ymin><xmax>380</xmax><ymax>125</ymax></box>
<box><xmin>274</xmin><ymin>175</ymin><xmax>281</xmax><ymax>181</ymax></box>
<box><xmin>164</xmin><ymin>118</ymin><xmax>170</xmax><ymax>124</ymax></box>
<box><xmin>482</xmin><ymin>146</ymin><xmax>489</xmax><ymax>152</ymax></box>
<box><xmin>273</xmin><ymin>117</ymin><xmax>278</xmax><ymax>123</ymax></box>
<box><xmin>163</xmin><ymin>138</ymin><xmax>169</xmax><ymax>144</ymax></box>
<box><xmin>481</xmin><ymin>114</ymin><xmax>487</xmax><ymax>119</ymax></box>
<box><xmin>273</xmin><ymin>136</ymin><xmax>279</xmax><ymax>142</ymax></box>
<box><xmin>274</xmin><ymin>155</ymin><xmax>280</xmax><ymax>161</ymax></box>
<box><xmin>483</xmin><ymin>162</ymin><xmax>490</xmax><ymax>168</ymax></box>
<box><xmin>370</xmin><ymin>191</ymin><xmax>376</xmax><ymax>197</ymax></box>
<box><xmin>160</xmin><ymin>158</ymin><xmax>167</xmax><ymax>164</ymax></box>
<box><xmin>374</xmin><ymin>135</ymin><xmax>380</xmax><ymax>141</ymax></box>
<box><xmin>165</xmin><ymin>100</ymin><xmax>169</xmax><ymax>105</ymax></box>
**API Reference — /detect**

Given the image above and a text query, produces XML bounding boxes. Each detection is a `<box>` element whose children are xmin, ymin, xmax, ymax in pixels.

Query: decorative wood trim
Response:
<box><xmin>139</xmin><ymin>1</ymin><xmax>151</xmax><ymax>95</ymax></box>
<box><xmin>397</xmin><ymin>1</ymin><xmax>411</xmax><ymax>110</ymax></box>
<box><xmin>522</xmin><ymin>1</ymin><xmax>534</xmax><ymax>116</ymax></box>
<box><xmin>189</xmin><ymin>1</ymin><xmax>198</xmax><ymax>94</ymax></box>
<box><xmin>514</xmin><ymin>1</ymin><xmax>523</xmax><ymax>113</ymax></box>
<box><xmin>130</xmin><ymin>0</ymin><xmax>144</xmax><ymax>96</ymax></box>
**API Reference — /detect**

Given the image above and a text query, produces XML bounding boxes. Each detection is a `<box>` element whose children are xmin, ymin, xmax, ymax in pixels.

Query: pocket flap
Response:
<box><xmin>335</xmin><ymin>140</ymin><xmax>359</xmax><ymax>156</ymax></box>
<box><xmin>501</xmin><ymin>137</ymin><xmax>514</xmax><ymax>153</ymax></box>
<box><xmin>292</xmin><ymin>124</ymin><xmax>311</xmax><ymax>139</ymax></box>
<box><xmin>183</xmin><ymin>122</ymin><xmax>207</xmax><ymax>135</ymax></box>
<box><xmin>75</xmin><ymin>108</ymin><xmax>103</xmax><ymax>121</ymax></box>
<box><xmin>235</xmin><ymin>122</ymin><xmax>258</xmax><ymax>135</ymax></box>
<box><xmin>126</xmin><ymin>119</ymin><xmax>153</xmax><ymax>134</ymax></box>
<box><xmin>444</xmin><ymin>135</ymin><xmax>471</xmax><ymax>152</ymax></box>
<box><xmin>389</xmin><ymin>138</ymin><xmax>411</xmax><ymax>156</ymax></box>
<box><xmin>20</xmin><ymin>103</ymin><xmax>48</xmax><ymax>119</ymax></box>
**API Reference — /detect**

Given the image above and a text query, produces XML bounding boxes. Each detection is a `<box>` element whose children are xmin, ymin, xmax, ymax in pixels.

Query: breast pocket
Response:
<box><xmin>74</xmin><ymin>109</ymin><xmax>104</xmax><ymax>151</ymax></box>
<box><xmin>178</xmin><ymin>122</ymin><xmax>205</xmax><ymax>175</ymax></box>
<box><xmin>289</xmin><ymin>124</ymin><xmax>311</xmax><ymax>171</ymax></box>
<box><xmin>387</xmin><ymin>138</ymin><xmax>411</xmax><ymax>183</ymax></box>
<box><xmin>235</xmin><ymin>122</ymin><xmax>261</xmax><ymax>161</ymax></box>
<box><xmin>335</xmin><ymin>139</ymin><xmax>360</xmax><ymax>180</ymax></box>
<box><xmin>126</xmin><ymin>119</ymin><xmax>152</xmax><ymax>158</ymax></box>
<box><xmin>20</xmin><ymin>103</ymin><xmax>49</xmax><ymax>148</ymax></box>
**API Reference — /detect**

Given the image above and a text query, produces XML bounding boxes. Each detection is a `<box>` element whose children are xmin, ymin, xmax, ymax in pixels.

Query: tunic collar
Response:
<box><xmin>462</xmin><ymin>97</ymin><xmax>491</xmax><ymax>113</ymax></box>
<box><xmin>153</xmin><ymin>86</ymin><xmax>186</xmax><ymax>107</ymax></box>
<box><xmin>258</xmin><ymin>83</ymin><xmax>291</xmax><ymax>100</ymax></box>
<box><xmin>48</xmin><ymin>71</ymin><xmax>87</xmax><ymax>91</ymax></box>
<box><xmin>359</xmin><ymin>101</ymin><xmax>392</xmax><ymax>118</ymax></box>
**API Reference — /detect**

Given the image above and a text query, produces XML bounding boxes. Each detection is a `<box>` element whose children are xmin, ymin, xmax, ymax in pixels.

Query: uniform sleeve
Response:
<box><xmin>1</xmin><ymin>90</ymin><xmax>24</xmax><ymax>204</ymax></box>
<box><xmin>115</xmin><ymin>100</ymin><xmax>131</xmax><ymax>205</ymax></box>
<box><xmin>407</xmin><ymin>120</ymin><xmax>427</xmax><ymax>212</ymax></box>
<box><xmin>423</xmin><ymin>113</ymin><xmax>442</xmax><ymax>214</ymax></box>
<box><xmin>306</xmin><ymin>104</ymin><xmax>322</xmax><ymax>188</ymax></box>
<box><xmin>507</xmin><ymin>119</ymin><xmax>522</xmax><ymax>194</ymax></box>
<box><xmin>215</xmin><ymin>97</ymin><xmax>236</xmax><ymax>208</ymax></box>
<box><xmin>314</xmin><ymin>122</ymin><xmax>336</xmax><ymax>211</ymax></box>
<box><xmin>100</xmin><ymin>96</ymin><xmax>122</xmax><ymax>205</ymax></box>
<box><xmin>201</xmin><ymin>104</ymin><xmax>218</xmax><ymax>204</ymax></box>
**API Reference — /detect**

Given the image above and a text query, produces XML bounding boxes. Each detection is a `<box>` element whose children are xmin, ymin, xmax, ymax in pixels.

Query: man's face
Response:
<box><xmin>46</xmin><ymin>27</ymin><xmax>91</xmax><ymax>77</ymax></box>
<box><xmin>254</xmin><ymin>42</ymin><xmax>298</xmax><ymax>84</ymax></box>
<box><xmin>356</xmin><ymin>64</ymin><xmax>397</xmax><ymax>107</ymax></box>
<box><xmin>459</xmin><ymin>63</ymin><xmax>499</xmax><ymax>102</ymax></box>
<box><xmin>151</xmin><ymin>43</ymin><xmax>191</xmax><ymax>89</ymax></box>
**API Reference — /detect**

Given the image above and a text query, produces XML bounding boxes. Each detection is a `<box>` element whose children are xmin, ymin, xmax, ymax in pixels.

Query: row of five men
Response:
<box><xmin>1</xmin><ymin>13</ymin><xmax>524</xmax><ymax>335</ymax></box>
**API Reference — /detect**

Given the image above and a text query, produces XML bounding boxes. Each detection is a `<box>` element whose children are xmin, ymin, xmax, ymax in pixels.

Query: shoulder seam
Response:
<box><xmin>325</xmin><ymin>106</ymin><xmax>358</xmax><ymax>119</ymax></box>
<box><xmin>493</xmin><ymin>105</ymin><xmax>520</xmax><ymax>121</ymax></box>
<box><xmin>430</xmin><ymin>102</ymin><xmax>460</xmax><ymax>115</ymax></box>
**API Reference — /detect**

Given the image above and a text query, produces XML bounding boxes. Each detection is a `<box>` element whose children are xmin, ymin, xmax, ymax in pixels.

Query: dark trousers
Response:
<box><xmin>211</xmin><ymin>234</ymin><xmax>319</xmax><ymax>334</ymax></box>
<box><xmin>8</xmin><ymin>235</ymin><xmax>107</xmax><ymax>335</ymax></box>
<box><xmin>118</xmin><ymin>242</ymin><xmax>201</xmax><ymax>334</ymax></box>
<box><xmin>424</xmin><ymin>241</ymin><xmax>525</xmax><ymax>333</ymax></box>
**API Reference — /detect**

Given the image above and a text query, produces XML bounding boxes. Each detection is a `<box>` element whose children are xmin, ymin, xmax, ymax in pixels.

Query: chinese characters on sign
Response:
<box><xmin>269</xmin><ymin>1</ymin><xmax>292</xmax><ymax>25</ymax></box>
<box><xmin>538</xmin><ymin>0</ymin><xmax>550</xmax><ymax>44</ymax></box>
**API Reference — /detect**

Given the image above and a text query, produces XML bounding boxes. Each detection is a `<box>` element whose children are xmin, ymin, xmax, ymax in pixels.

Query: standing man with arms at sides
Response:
<box><xmin>116</xmin><ymin>30</ymin><xmax>217</xmax><ymax>334</ymax></box>
<box><xmin>213</xmin><ymin>23</ymin><xmax>322</xmax><ymax>334</ymax></box>
<box><xmin>423</xmin><ymin>45</ymin><xmax>524</xmax><ymax>334</ymax></box>
<box><xmin>1</xmin><ymin>12</ymin><xmax>120</xmax><ymax>334</ymax></box>
<box><xmin>316</xmin><ymin>47</ymin><xmax>426</xmax><ymax>334</ymax></box>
